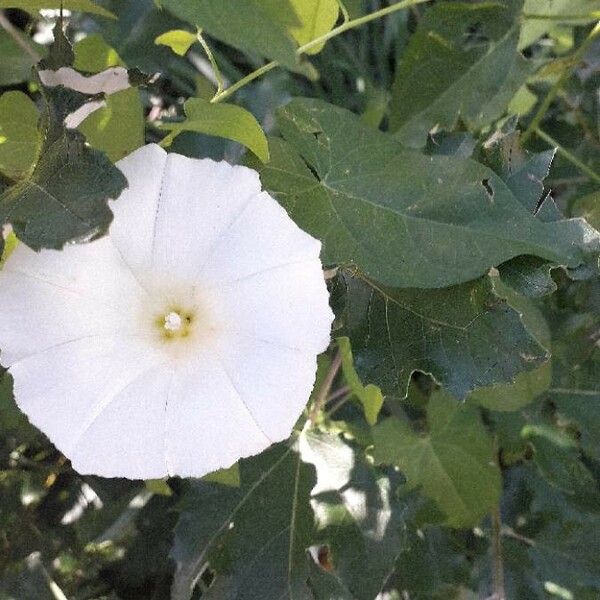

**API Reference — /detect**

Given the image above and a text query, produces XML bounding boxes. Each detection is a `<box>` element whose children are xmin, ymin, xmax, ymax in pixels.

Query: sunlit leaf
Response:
<box><xmin>373</xmin><ymin>391</ymin><xmax>501</xmax><ymax>527</ymax></box>
<box><xmin>0</xmin><ymin>92</ymin><xmax>41</xmax><ymax>181</ymax></box>
<box><xmin>161</xmin><ymin>98</ymin><xmax>269</xmax><ymax>162</ymax></box>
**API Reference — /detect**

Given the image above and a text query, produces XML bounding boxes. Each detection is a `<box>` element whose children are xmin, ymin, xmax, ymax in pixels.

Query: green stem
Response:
<box><xmin>535</xmin><ymin>128</ymin><xmax>600</xmax><ymax>184</ymax></box>
<box><xmin>0</xmin><ymin>10</ymin><xmax>40</xmax><ymax>62</ymax></box>
<box><xmin>197</xmin><ymin>30</ymin><xmax>225</xmax><ymax>95</ymax></box>
<box><xmin>522</xmin><ymin>20</ymin><xmax>600</xmax><ymax>143</ymax></box>
<box><xmin>522</xmin><ymin>12</ymin><xmax>600</xmax><ymax>21</ymax></box>
<box><xmin>491</xmin><ymin>506</ymin><xmax>506</xmax><ymax>600</ymax></box>
<box><xmin>210</xmin><ymin>0</ymin><xmax>432</xmax><ymax>104</ymax></box>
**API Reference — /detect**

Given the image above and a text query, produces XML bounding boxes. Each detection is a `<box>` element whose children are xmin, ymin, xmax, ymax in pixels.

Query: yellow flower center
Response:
<box><xmin>156</xmin><ymin>307</ymin><xmax>195</xmax><ymax>340</ymax></box>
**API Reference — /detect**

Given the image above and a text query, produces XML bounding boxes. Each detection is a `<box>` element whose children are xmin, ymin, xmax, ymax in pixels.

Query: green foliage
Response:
<box><xmin>0</xmin><ymin>31</ymin><xmax>43</xmax><ymax>86</ymax></box>
<box><xmin>171</xmin><ymin>443</ymin><xmax>316</xmax><ymax>600</ymax></box>
<box><xmin>342</xmin><ymin>273</ymin><xmax>547</xmax><ymax>399</ymax></box>
<box><xmin>0</xmin><ymin>91</ymin><xmax>41</xmax><ymax>181</ymax></box>
<box><xmin>154</xmin><ymin>29</ymin><xmax>198</xmax><ymax>56</ymax></box>
<box><xmin>520</xmin><ymin>0</ymin><xmax>600</xmax><ymax>48</ymax></box>
<box><xmin>161</xmin><ymin>98</ymin><xmax>270</xmax><ymax>162</ymax></box>
<box><xmin>160</xmin><ymin>0</ymin><xmax>299</xmax><ymax>66</ymax></box>
<box><xmin>337</xmin><ymin>336</ymin><xmax>384</xmax><ymax>425</ymax></box>
<box><xmin>257</xmin><ymin>99</ymin><xmax>599</xmax><ymax>288</ymax></box>
<box><xmin>1</xmin><ymin>1</ymin><xmax>600</xmax><ymax>599</ymax></box>
<box><xmin>389</xmin><ymin>1</ymin><xmax>533</xmax><ymax>147</ymax></box>
<box><xmin>373</xmin><ymin>391</ymin><xmax>501</xmax><ymax>527</ymax></box>
<box><xmin>0</xmin><ymin>0</ymin><xmax>116</xmax><ymax>18</ymax></box>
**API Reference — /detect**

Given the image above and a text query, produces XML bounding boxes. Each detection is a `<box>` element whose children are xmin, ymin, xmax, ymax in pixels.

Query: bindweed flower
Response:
<box><xmin>0</xmin><ymin>145</ymin><xmax>333</xmax><ymax>479</ymax></box>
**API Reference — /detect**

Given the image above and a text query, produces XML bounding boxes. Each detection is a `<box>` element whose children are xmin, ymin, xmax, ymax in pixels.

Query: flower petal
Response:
<box><xmin>215</xmin><ymin>260</ymin><xmax>334</xmax><ymax>354</ymax></box>
<box><xmin>10</xmin><ymin>335</ymin><xmax>165</xmax><ymax>478</ymax></box>
<box><xmin>165</xmin><ymin>352</ymin><xmax>271</xmax><ymax>477</ymax></box>
<box><xmin>69</xmin><ymin>365</ymin><xmax>174</xmax><ymax>479</ymax></box>
<box><xmin>214</xmin><ymin>336</ymin><xmax>318</xmax><ymax>442</ymax></box>
<box><xmin>0</xmin><ymin>239</ymin><xmax>147</xmax><ymax>365</ymax></box>
<box><xmin>151</xmin><ymin>153</ymin><xmax>263</xmax><ymax>280</ymax></box>
<box><xmin>113</xmin><ymin>146</ymin><xmax>263</xmax><ymax>281</ymax></box>
<box><xmin>200</xmin><ymin>191</ymin><xmax>322</xmax><ymax>285</ymax></box>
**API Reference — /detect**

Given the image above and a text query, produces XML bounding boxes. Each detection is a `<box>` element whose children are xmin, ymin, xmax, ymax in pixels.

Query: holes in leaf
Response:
<box><xmin>481</xmin><ymin>178</ymin><xmax>494</xmax><ymax>199</ymax></box>
<box><xmin>460</xmin><ymin>23</ymin><xmax>490</xmax><ymax>51</ymax></box>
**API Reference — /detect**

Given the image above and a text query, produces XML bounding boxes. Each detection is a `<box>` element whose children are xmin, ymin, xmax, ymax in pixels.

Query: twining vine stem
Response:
<box><xmin>0</xmin><ymin>10</ymin><xmax>41</xmax><ymax>62</ymax></box>
<box><xmin>309</xmin><ymin>352</ymin><xmax>342</xmax><ymax>424</ymax></box>
<box><xmin>209</xmin><ymin>0</ymin><xmax>432</xmax><ymax>104</ymax></box>
<box><xmin>536</xmin><ymin>128</ymin><xmax>600</xmax><ymax>184</ymax></box>
<box><xmin>522</xmin><ymin>20</ymin><xmax>600</xmax><ymax>143</ymax></box>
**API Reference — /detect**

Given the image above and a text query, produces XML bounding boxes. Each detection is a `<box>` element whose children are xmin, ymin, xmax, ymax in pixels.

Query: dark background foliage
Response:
<box><xmin>1</xmin><ymin>1</ymin><xmax>600</xmax><ymax>599</ymax></box>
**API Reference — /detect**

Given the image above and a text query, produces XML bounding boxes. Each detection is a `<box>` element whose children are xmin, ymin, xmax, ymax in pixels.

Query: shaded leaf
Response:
<box><xmin>255</xmin><ymin>98</ymin><xmax>600</xmax><ymax>289</ymax></box>
<box><xmin>160</xmin><ymin>0</ymin><xmax>298</xmax><ymax>66</ymax></box>
<box><xmin>300</xmin><ymin>431</ymin><xmax>405</xmax><ymax>600</ymax></box>
<box><xmin>343</xmin><ymin>273</ymin><xmax>548</xmax><ymax>399</ymax></box>
<box><xmin>0</xmin><ymin>30</ymin><xmax>44</xmax><ymax>86</ymax></box>
<box><xmin>171</xmin><ymin>444</ymin><xmax>316</xmax><ymax>600</ymax></box>
<box><xmin>0</xmin><ymin>0</ymin><xmax>116</xmax><ymax>18</ymax></box>
<box><xmin>389</xmin><ymin>2</ymin><xmax>532</xmax><ymax>147</ymax></box>
<box><xmin>0</xmin><ymin>126</ymin><xmax>126</xmax><ymax>250</ymax></box>
<box><xmin>373</xmin><ymin>391</ymin><xmax>501</xmax><ymax>527</ymax></box>
<box><xmin>467</xmin><ymin>276</ymin><xmax>551</xmax><ymax>410</ymax></box>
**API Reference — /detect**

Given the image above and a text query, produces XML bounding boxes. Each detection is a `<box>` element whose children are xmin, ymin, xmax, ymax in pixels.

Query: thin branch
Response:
<box><xmin>522</xmin><ymin>20</ymin><xmax>600</xmax><ymax>143</ymax></box>
<box><xmin>196</xmin><ymin>30</ymin><xmax>224</xmax><ymax>95</ymax></box>
<box><xmin>535</xmin><ymin>128</ymin><xmax>600</xmax><ymax>184</ymax></box>
<box><xmin>0</xmin><ymin>10</ymin><xmax>41</xmax><ymax>62</ymax></box>
<box><xmin>490</xmin><ymin>506</ymin><xmax>506</xmax><ymax>600</ymax></box>
<box><xmin>210</xmin><ymin>0</ymin><xmax>432</xmax><ymax>103</ymax></box>
<box><xmin>309</xmin><ymin>352</ymin><xmax>342</xmax><ymax>424</ymax></box>
<box><xmin>501</xmin><ymin>526</ymin><xmax>535</xmax><ymax>547</ymax></box>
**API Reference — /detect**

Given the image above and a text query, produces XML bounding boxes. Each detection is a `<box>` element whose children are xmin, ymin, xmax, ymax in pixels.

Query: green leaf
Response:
<box><xmin>78</xmin><ymin>87</ymin><xmax>144</xmax><ymax>162</ymax></box>
<box><xmin>161</xmin><ymin>98</ymin><xmax>269</xmax><ymax>163</ymax></box>
<box><xmin>154</xmin><ymin>29</ymin><xmax>197</xmax><ymax>56</ymax></box>
<box><xmin>255</xmin><ymin>98</ymin><xmax>600</xmax><ymax>289</ymax></box>
<box><xmin>160</xmin><ymin>0</ymin><xmax>298</xmax><ymax>66</ymax></box>
<box><xmin>0</xmin><ymin>0</ymin><xmax>116</xmax><ymax>18</ymax></box>
<box><xmin>73</xmin><ymin>33</ymin><xmax>123</xmax><ymax>71</ymax></box>
<box><xmin>0</xmin><ymin>92</ymin><xmax>42</xmax><ymax>181</ymax></box>
<box><xmin>520</xmin><ymin>0</ymin><xmax>600</xmax><ymax>49</ymax></box>
<box><xmin>343</xmin><ymin>273</ymin><xmax>548</xmax><ymax>400</ymax></box>
<box><xmin>523</xmin><ymin>472</ymin><xmax>600</xmax><ymax>593</ymax></box>
<box><xmin>171</xmin><ymin>444</ymin><xmax>316</xmax><ymax>600</ymax></box>
<box><xmin>373</xmin><ymin>391</ymin><xmax>501</xmax><ymax>527</ymax></box>
<box><xmin>522</xmin><ymin>423</ymin><xmax>600</xmax><ymax>499</ymax></box>
<box><xmin>572</xmin><ymin>189</ymin><xmax>600</xmax><ymax>231</ymax></box>
<box><xmin>300</xmin><ymin>431</ymin><xmax>405</xmax><ymax>600</ymax></box>
<box><xmin>287</xmin><ymin>0</ymin><xmax>340</xmax><ymax>53</ymax></box>
<box><xmin>389</xmin><ymin>2</ymin><xmax>533</xmax><ymax>148</ymax></box>
<box><xmin>0</xmin><ymin>127</ymin><xmax>126</xmax><ymax>250</ymax></box>
<box><xmin>337</xmin><ymin>337</ymin><xmax>384</xmax><ymax>425</ymax></box>
<box><xmin>0</xmin><ymin>30</ymin><xmax>44</xmax><ymax>86</ymax></box>
<box><xmin>549</xmin><ymin>345</ymin><xmax>600</xmax><ymax>462</ymax></box>
<box><xmin>467</xmin><ymin>276</ymin><xmax>551</xmax><ymax>410</ymax></box>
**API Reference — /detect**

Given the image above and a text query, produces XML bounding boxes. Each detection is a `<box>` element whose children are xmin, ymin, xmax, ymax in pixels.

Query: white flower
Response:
<box><xmin>0</xmin><ymin>144</ymin><xmax>333</xmax><ymax>479</ymax></box>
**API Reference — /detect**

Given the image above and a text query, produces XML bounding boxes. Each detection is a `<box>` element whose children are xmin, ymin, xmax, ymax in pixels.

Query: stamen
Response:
<box><xmin>164</xmin><ymin>311</ymin><xmax>183</xmax><ymax>332</ymax></box>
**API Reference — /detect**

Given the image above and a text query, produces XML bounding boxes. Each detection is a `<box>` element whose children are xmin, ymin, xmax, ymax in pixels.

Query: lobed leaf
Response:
<box><xmin>342</xmin><ymin>272</ymin><xmax>548</xmax><ymax>399</ymax></box>
<box><xmin>256</xmin><ymin>98</ymin><xmax>600</xmax><ymax>289</ymax></box>
<box><xmin>373</xmin><ymin>390</ymin><xmax>501</xmax><ymax>528</ymax></box>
